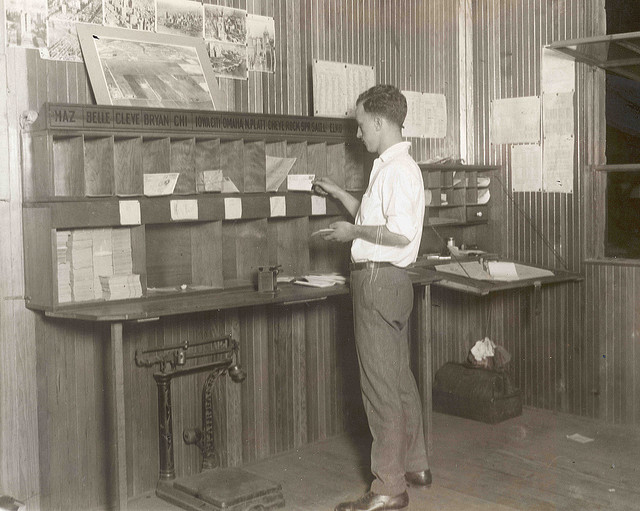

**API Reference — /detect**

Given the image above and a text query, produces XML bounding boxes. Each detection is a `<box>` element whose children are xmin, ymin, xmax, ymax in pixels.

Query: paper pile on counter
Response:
<box><xmin>292</xmin><ymin>273</ymin><xmax>347</xmax><ymax>288</ymax></box>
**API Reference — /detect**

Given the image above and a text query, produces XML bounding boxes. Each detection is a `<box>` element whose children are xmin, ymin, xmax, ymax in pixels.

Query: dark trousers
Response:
<box><xmin>351</xmin><ymin>266</ymin><xmax>429</xmax><ymax>496</ymax></box>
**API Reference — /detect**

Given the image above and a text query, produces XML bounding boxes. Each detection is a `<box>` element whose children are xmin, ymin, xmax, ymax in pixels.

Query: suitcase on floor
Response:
<box><xmin>432</xmin><ymin>362</ymin><xmax>522</xmax><ymax>424</ymax></box>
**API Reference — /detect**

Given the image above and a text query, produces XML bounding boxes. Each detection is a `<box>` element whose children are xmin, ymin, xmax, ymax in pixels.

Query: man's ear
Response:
<box><xmin>374</xmin><ymin>115</ymin><xmax>383</xmax><ymax>130</ymax></box>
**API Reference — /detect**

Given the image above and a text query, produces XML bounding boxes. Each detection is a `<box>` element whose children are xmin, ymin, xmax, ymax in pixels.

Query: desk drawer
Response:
<box><xmin>466</xmin><ymin>205</ymin><xmax>488</xmax><ymax>222</ymax></box>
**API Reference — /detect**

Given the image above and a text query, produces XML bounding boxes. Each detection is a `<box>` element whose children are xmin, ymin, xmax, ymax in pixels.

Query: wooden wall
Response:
<box><xmin>441</xmin><ymin>0</ymin><xmax>608</xmax><ymax>421</ymax></box>
<box><xmin>5</xmin><ymin>0</ymin><xmax>639</xmax><ymax>509</ymax></box>
<box><xmin>585</xmin><ymin>262</ymin><xmax>640</xmax><ymax>425</ymax></box>
<box><xmin>0</xmin><ymin>1</ymin><xmax>458</xmax><ymax>509</ymax></box>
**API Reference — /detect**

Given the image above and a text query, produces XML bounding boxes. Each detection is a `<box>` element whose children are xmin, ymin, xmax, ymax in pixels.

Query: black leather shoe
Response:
<box><xmin>334</xmin><ymin>490</ymin><xmax>409</xmax><ymax>511</ymax></box>
<box><xmin>405</xmin><ymin>469</ymin><xmax>432</xmax><ymax>488</ymax></box>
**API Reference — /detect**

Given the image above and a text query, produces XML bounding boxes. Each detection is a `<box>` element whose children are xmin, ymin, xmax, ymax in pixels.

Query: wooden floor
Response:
<box><xmin>130</xmin><ymin>407</ymin><xmax>640</xmax><ymax>511</ymax></box>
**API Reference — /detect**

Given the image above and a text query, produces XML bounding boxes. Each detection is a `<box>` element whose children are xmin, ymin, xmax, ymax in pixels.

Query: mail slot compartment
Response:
<box><xmin>466</xmin><ymin>205</ymin><xmax>488</xmax><ymax>222</ymax></box>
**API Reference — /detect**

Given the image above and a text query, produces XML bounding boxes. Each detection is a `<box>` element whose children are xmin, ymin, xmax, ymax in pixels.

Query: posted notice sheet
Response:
<box><xmin>490</xmin><ymin>96</ymin><xmax>541</xmax><ymax>145</ymax></box>
<box><xmin>402</xmin><ymin>90</ymin><xmax>447</xmax><ymax>138</ymax></box>
<box><xmin>511</xmin><ymin>144</ymin><xmax>542</xmax><ymax>192</ymax></box>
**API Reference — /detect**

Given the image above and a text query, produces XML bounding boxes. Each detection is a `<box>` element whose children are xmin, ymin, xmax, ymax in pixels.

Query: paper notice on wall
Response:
<box><xmin>402</xmin><ymin>91</ymin><xmax>424</xmax><ymax>138</ymax></box>
<box><xmin>312</xmin><ymin>60</ymin><xmax>349</xmax><ymax>117</ymax></box>
<box><xmin>543</xmin><ymin>92</ymin><xmax>575</xmax><ymax>138</ymax></box>
<box><xmin>511</xmin><ymin>144</ymin><xmax>542</xmax><ymax>192</ymax></box>
<box><xmin>491</xmin><ymin>96</ymin><xmax>541</xmax><ymax>144</ymax></box>
<box><xmin>402</xmin><ymin>91</ymin><xmax>447</xmax><ymax>138</ymax></box>
<box><xmin>543</xmin><ymin>137</ymin><xmax>574</xmax><ymax>193</ymax></box>
<box><xmin>345</xmin><ymin>64</ymin><xmax>376</xmax><ymax>117</ymax></box>
<box><xmin>542</xmin><ymin>47</ymin><xmax>575</xmax><ymax>93</ymax></box>
<box><xmin>312</xmin><ymin>60</ymin><xmax>375</xmax><ymax>118</ymax></box>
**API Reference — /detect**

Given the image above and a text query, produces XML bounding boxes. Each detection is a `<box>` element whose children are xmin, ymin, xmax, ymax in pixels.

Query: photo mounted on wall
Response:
<box><xmin>156</xmin><ymin>0</ymin><xmax>203</xmax><ymax>38</ymax></box>
<box><xmin>206</xmin><ymin>40</ymin><xmax>247</xmax><ymax>80</ymax></box>
<box><xmin>76</xmin><ymin>24</ymin><xmax>227</xmax><ymax>110</ymax></box>
<box><xmin>46</xmin><ymin>17</ymin><xmax>82</xmax><ymax>61</ymax></box>
<box><xmin>48</xmin><ymin>0</ymin><xmax>103</xmax><ymax>24</ymax></box>
<box><xmin>204</xmin><ymin>5</ymin><xmax>247</xmax><ymax>44</ymax></box>
<box><xmin>247</xmin><ymin>14</ymin><xmax>276</xmax><ymax>73</ymax></box>
<box><xmin>104</xmin><ymin>0</ymin><xmax>155</xmax><ymax>32</ymax></box>
<box><xmin>5</xmin><ymin>0</ymin><xmax>47</xmax><ymax>48</ymax></box>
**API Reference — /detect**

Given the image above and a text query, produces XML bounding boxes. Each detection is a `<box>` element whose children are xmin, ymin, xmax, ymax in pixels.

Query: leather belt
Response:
<box><xmin>349</xmin><ymin>261</ymin><xmax>395</xmax><ymax>271</ymax></box>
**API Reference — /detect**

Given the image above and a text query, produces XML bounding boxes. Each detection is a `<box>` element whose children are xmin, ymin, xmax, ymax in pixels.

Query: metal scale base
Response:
<box><xmin>157</xmin><ymin>468</ymin><xmax>285</xmax><ymax>511</ymax></box>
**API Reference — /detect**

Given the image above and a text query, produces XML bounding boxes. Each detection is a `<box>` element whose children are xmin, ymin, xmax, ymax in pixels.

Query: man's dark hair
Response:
<box><xmin>356</xmin><ymin>84</ymin><xmax>407</xmax><ymax>128</ymax></box>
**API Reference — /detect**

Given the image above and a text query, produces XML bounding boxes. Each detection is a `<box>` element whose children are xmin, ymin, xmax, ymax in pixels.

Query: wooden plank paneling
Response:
<box><xmin>584</xmin><ymin>262</ymin><xmax>640</xmax><ymax>425</ymax></box>
<box><xmin>1</xmin><ymin>46</ymin><xmax>41</xmax><ymax>511</ymax></box>
<box><xmin>9</xmin><ymin>3</ymin><xmax>639</xmax><ymax>511</ymax></box>
<box><xmin>462</xmin><ymin>0</ymin><xmax>609</xmax><ymax>424</ymax></box>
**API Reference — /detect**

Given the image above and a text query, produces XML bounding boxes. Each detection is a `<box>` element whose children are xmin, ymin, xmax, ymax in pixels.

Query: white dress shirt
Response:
<box><xmin>351</xmin><ymin>141</ymin><xmax>425</xmax><ymax>268</ymax></box>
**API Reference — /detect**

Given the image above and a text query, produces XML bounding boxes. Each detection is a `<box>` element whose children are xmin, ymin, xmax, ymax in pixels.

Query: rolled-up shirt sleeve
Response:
<box><xmin>382</xmin><ymin>168</ymin><xmax>422</xmax><ymax>241</ymax></box>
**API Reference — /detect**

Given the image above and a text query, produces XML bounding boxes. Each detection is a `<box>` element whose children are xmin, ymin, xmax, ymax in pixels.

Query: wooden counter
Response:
<box><xmin>41</xmin><ymin>270</ymin><xmax>439</xmax><ymax>510</ymax></box>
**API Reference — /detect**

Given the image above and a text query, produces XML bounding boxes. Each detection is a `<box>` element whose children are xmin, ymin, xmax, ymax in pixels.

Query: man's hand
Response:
<box><xmin>322</xmin><ymin>221</ymin><xmax>357</xmax><ymax>242</ymax></box>
<box><xmin>312</xmin><ymin>177</ymin><xmax>361</xmax><ymax>218</ymax></box>
<box><xmin>312</xmin><ymin>177</ymin><xmax>342</xmax><ymax>198</ymax></box>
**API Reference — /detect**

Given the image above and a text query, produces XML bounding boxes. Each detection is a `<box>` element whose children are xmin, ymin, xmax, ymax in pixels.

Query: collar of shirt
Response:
<box><xmin>368</xmin><ymin>141</ymin><xmax>412</xmax><ymax>187</ymax></box>
<box><xmin>377</xmin><ymin>141</ymin><xmax>412</xmax><ymax>164</ymax></box>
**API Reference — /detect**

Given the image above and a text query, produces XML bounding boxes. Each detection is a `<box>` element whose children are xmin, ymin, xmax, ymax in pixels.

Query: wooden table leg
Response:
<box><xmin>415</xmin><ymin>285</ymin><xmax>433</xmax><ymax>456</ymax></box>
<box><xmin>107</xmin><ymin>322</ymin><xmax>128</xmax><ymax>510</ymax></box>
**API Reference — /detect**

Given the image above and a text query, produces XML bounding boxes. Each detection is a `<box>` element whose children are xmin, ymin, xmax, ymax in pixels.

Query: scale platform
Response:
<box><xmin>157</xmin><ymin>467</ymin><xmax>285</xmax><ymax>511</ymax></box>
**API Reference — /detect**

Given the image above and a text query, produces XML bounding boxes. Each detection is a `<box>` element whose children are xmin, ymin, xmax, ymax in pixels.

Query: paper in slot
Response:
<box><xmin>198</xmin><ymin>170</ymin><xmax>223</xmax><ymax>192</ymax></box>
<box><xmin>221</xmin><ymin>177</ymin><xmax>240</xmax><ymax>193</ymax></box>
<box><xmin>311</xmin><ymin>195</ymin><xmax>326</xmax><ymax>215</ymax></box>
<box><xmin>286</xmin><ymin>174</ymin><xmax>315</xmax><ymax>191</ymax></box>
<box><xmin>269</xmin><ymin>196</ymin><xmax>286</xmax><ymax>217</ymax></box>
<box><xmin>266</xmin><ymin>155</ymin><xmax>297</xmax><ymax>191</ymax></box>
<box><xmin>170</xmin><ymin>199</ymin><xmax>198</xmax><ymax>221</ymax></box>
<box><xmin>144</xmin><ymin>173</ymin><xmax>179</xmax><ymax>196</ymax></box>
<box><xmin>119</xmin><ymin>200</ymin><xmax>141</xmax><ymax>225</ymax></box>
<box><xmin>477</xmin><ymin>188</ymin><xmax>490</xmax><ymax>204</ymax></box>
<box><xmin>477</xmin><ymin>176</ymin><xmax>491</xmax><ymax>188</ymax></box>
<box><xmin>224</xmin><ymin>197</ymin><xmax>242</xmax><ymax>219</ymax></box>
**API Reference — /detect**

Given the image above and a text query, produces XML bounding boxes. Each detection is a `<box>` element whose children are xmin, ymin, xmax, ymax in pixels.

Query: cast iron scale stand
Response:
<box><xmin>135</xmin><ymin>334</ymin><xmax>285</xmax><ymax>511</ymax></box>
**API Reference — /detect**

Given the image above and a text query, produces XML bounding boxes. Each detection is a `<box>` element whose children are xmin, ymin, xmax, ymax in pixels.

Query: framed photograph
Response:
<box><xmin>76</xmin><ymin>23</ymin><xmax>226</xmax><ymax>110</ymax></box>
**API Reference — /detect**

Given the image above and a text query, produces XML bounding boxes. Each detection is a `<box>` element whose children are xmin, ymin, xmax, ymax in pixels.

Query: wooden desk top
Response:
<box><xmin>43</xmin><ymin>268</ymin><xmax>440</xmax><ymax>322</ymax></box>
<box><xmin>410</xmin><ymin>258</ymin><xmax>582</xmax><ymax>296</ymax></box>
<box><xmin>41</xmin><ymin>258</ymin><xmax>580</xmax><ymax>322</ymax></box>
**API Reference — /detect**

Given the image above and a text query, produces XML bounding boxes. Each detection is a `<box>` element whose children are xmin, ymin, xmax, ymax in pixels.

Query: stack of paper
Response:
<box><xmin>100</xmin><ymin>274</ymin><xmax>142</xmax><ymax>300</ymax></box>
<box><xmin>293</xmin><ymin>273</ymin><xmax>347</xmax><ymax>288</ymax></box>
<box><xmin>56</xmin><ymin>230</ymin><xmax>72</xmax><ymax>303</ymax></box>
<box><xmin>112</xmin><ymin>228</ymin><xmax>133</xmax><ymax>275</ymax></box>
<box><xmin>92</xmin><ymin>228</ymin><xmax>114</xmax><ymax>299</ymax></box>
<box><xmin>68</xmin><ymin>229</ymin><xmax>95</xmax><ymax>302</ymax></box>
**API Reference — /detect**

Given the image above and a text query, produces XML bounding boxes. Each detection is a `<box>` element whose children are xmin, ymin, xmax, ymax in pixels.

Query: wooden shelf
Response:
<box><xmin>23</xmin><ymin>103</ymin><xmax>370</xmax><ymax>311</ymax></box>
<box><xmin>594</xmin><ymin>164</ymin><xmax>640</xmax><ymax>172</ymax></box>
<box><xmin>421</xmin><ymin>163</ymin><xmax>495</xmax><ymax>227</ymax></box>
